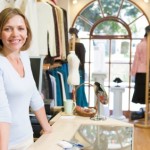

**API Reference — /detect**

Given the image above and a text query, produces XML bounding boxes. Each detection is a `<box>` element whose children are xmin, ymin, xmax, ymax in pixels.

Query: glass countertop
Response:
<box><xmin>71</xmin><ymin>124</ymin><xmax>133</xmax><ymax>150</ymax></box>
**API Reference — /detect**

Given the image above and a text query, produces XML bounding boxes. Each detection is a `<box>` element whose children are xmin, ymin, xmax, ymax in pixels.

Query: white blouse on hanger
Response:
<box><xmin>36</xmin><ymin>2</ymin><xmax>57</xmax><ymax>56</ymax></box>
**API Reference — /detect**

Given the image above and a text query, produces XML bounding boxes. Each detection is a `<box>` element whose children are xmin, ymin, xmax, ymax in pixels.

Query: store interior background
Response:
<box><xmin>56</xmin><ymin>0</ymin><xmax>150</xmax><ymax>114</ymax></box>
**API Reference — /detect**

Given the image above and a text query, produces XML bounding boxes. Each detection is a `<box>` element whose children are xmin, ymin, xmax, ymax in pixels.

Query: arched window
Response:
<box><xmin>74</xmin><ymin>0</ymin><xmax>148</xmax><ymax>38</ymax></box>
<box><xmin>72</xmin><ymin>0</ymin><xmax>149</xmax><ymax>111</ymax></box>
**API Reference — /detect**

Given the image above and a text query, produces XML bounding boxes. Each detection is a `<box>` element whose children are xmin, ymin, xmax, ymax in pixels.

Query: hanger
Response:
<box><xmin>43</xmin><ymin>62</ymin><xmax>62</xmax><ymax>70</ymax></box>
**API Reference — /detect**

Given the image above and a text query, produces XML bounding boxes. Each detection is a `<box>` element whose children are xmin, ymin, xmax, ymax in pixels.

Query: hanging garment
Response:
<box><xmin>76</xmin><ymin>70</ymin><xmax>88</xmax><ymax>107</ymax></box>
<box><xmin>75</xmin><ymin>42</ymin><xmax>86</xmax><ymax>71</ymax></box>
<box><xmin>42</xmin><ymin>70</ymin><xmax>50</xmax><ymax>99</ymax></box>
<box><xmin>58</xmin><ymin>63</ymin><xmax>71</xmax><ymax>99</ymax></box>
<box><xmin>36</xmin><ymin>2</ymin><xmax>57</xmax><ymax>56</ymax></box>
<box><xmin>57</xmin><ymin>71</ymin><xmax>66</xmax><ymax>102</ymax></box>
<box><xmin>75</xmin><ymin>42</ymin><xmax>88</xmax><ymax>107</ymax></box>
<box><xmin>24</xmin><ymin>0</ymin><xmax>40</xmax><ymax>56</ymax></box>
<box><xmin>50</xmin><ymin>4</ymin><xmax>60</xmax><ymax>57</ymax></box>
<box><xmin>49</xmin><ymin>75</ymin><xmax>57</xmax><ymax>106</ymax></box>
<box><xmin>62</xmin><ymin>8</ymin><xmax>69</xmax><ymax>57</ymax></box>
<box><xmin>48</xmin><ymin>68</ymin><xmax>63</xmax><ymax>106</ymax></box>
<box><xmin>55</xmin><ymin>6</ymin><xmax>66</xmax><ymax>59</ymax></box>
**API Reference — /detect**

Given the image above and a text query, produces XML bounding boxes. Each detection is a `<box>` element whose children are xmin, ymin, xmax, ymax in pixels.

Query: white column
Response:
<box><xmin>110</xmin><ymin>86</ymin><xmax>126</xmax><ymax>120</ymax></box>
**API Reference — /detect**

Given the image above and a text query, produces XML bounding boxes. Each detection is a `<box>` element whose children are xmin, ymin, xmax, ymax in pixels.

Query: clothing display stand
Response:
<box><xmin>110</xmin><ymin>86</ymin><xmax>126</xmax><ymax>120</ymax></box>
<box><xmin>67</xmin><ymin>33</ymin><xmax>80</xmax><ymax>101</ymax></box>
<box><xmin>135</xmin><ymin>33</ymin><xmax>150</xmax><ymax>128</ymax></box>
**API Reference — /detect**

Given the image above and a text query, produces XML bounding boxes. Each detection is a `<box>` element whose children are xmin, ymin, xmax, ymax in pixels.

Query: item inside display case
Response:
<box><xmin>71</xmin><ymin>124</ymin><xmax>133</xmax><ymax>150</ymax></box>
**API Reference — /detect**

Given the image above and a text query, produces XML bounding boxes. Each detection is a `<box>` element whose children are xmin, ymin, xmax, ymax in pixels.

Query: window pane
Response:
<box><xmin>80</xmin><ymin>1</ymin><xmax>102</xmax><ymax>24</ymax></box>
<box><xmin>84</xmin><ymin>63</ymin><xmax>91</xmax><ymax>82</ymax></box>
<box><xmin>110</xmin><ymin>64</ymin><xmax>130</xmax><ymax>82</ymax></box>
<box><xmin>119</xmin><ymin>0</ymin><xmax>143</xmax><ymax>24</ymax></box>
<box><xmin>80</xmin><ymin>39</ymin><xmax>90</xmax><ymax>62</ymax></box>
<box><xmin>85</xmin><ymin>84</ymin><xmax>95</xmax><ymax>106</ymax></box>
<box><xmin>93</xmin><ymin>21</ymin><xmax>128</xmax><ymax>35</ymax></box>
<box><xmin>130</xmin><ymin>16</ymin><xmax>149</xmax><ymax>38</ymax></box>
<box><xmin>74</xmin><ymin>17</ymin><xmax>91</xmax><ymax>38</ymax></box>
<box><xmin>111</xmin><ymin>39</ymin><xmax>130</xmax><ymax>63</ymax></box>
<box><xmin>91</xmin><ymin>39</ymin><xmax>108</xmax><ymax>73</ymax></box>
<box><xmin>100</xmin><ymin>0</ymin><xmax>122</xmax><ymax>16</ymax></box>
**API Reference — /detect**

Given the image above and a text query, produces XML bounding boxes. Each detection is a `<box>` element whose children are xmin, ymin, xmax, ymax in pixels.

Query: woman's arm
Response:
<box><xmin>0</xmin><ymin>122</ymin><xmax>10</xmax><ymax>150</ymax></box>
<box><xmin>34</xmin><ymin>107</ymin><xmax>52</xmax><ymax>134</ymax></box>
<box><xmin>131</xmin><ymin>44</ymin><xmax>140</xmax><ymax>76</ymax></box>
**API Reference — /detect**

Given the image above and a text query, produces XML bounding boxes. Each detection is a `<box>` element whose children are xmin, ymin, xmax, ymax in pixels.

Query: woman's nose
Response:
<box><xmin>11</xmin><ymin>28</ymin><xmax>19</xmax><ymax>36</ymax></box>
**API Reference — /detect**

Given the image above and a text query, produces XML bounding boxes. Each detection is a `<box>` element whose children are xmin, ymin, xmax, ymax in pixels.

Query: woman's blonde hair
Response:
<box><xmin>0</xmin><ymin>7</ymin><xmax>32</xmax><ymax>51</ymax></box>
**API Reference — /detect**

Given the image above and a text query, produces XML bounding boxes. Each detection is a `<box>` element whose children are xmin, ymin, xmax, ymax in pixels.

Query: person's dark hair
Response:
<box><xmin>0</xmin><ymin>7</ymin><xmax>32</xmax><ymax>51</ymax></box>
<box><xmin>144</xmin><ymin>33</ymin><xmax>147</xmax><ymax>37</ymax></box>
<box><xmin>144</xmin><ymin>25</ymin><xmax>150</xmax><ymax>37</ymax></box>
<box><xmin>69</xmin><ymin>27</ymin><xmax>79</xmax><ymax>38</ymax></box>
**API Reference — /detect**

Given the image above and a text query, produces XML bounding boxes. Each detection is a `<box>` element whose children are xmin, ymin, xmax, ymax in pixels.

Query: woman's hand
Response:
<box><xmin>34</xmin><ymin>107</ymin><xmax>53</xmax><ymax>135</ymax></box>
<box><xmin>40</xmin><ymin>125</ymin><xmax>52</xmax><ymax>135</ymax></box>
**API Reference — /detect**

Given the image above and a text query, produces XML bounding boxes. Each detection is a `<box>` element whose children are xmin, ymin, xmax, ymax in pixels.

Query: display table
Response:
<box><xmin>28</xmin><ymin>112</ymin><xmax>134</xmax><ymax>150</ymax></box>
<box><xmin>110</xmin><ymin>86</ymin><xmax>126</xmax><ymax>120</ymax></box>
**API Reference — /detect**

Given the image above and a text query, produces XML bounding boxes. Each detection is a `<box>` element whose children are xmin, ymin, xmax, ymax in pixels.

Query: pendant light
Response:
<box><xmin>72</xmin><ymin>0</ymin><xmax>78</xmax><ymax>4</ymax></box>
<box><xmin>144</xmin><ymin>0</ymin><xmax>149</xmax><ymax>3</ymax></box>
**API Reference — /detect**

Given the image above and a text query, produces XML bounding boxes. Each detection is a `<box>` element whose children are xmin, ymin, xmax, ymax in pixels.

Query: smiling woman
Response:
<box><xmin>0</xmin><ymin>14</ymin><xmax>28</xmax><ymax>77</ymax></box>
<box><xmin>0</xmin><ymin>8</ymin><xmax>32</xmax><ymax>51</ymax></box>
<box><xmin>0</xmin><ymin>8</ymin><xmax>52</xmax><ymax>150</ymax></box>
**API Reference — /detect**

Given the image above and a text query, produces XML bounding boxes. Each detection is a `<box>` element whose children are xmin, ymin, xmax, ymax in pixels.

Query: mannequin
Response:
<box><xmin>68</xmin><ymin>27</ymin><xmax>88</xmax><ymax>107</ymax></box>
<box><xmin>67</xmin><ymin>33</ymin><xmax>80</xmax><ymax>85</ymax></box>
<box><xmin>69</xmin><ymin>28</ymin><xmax>86</xmax><ymax>73</ymax></box>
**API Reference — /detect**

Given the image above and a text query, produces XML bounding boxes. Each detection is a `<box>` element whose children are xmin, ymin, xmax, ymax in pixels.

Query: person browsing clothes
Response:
<box><xmin>131</xmin><ymin>25</ymin><xmax>150</xmax><ymax>104</ymax></box>
<box><xmin>130</xmin><ymin>25</ymin><xmax>150</xmax><ymax>120</ymax></box>
<box><xmin>0</xmin><ymin>8</ymin><xmax>52</xmax><ymax>150</ymax></box>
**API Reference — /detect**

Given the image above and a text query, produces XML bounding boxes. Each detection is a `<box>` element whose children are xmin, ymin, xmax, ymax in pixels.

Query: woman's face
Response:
<box><xmin>1</xmin><ymin>15</ymin><xmax>28</xmax><ymax>53</ymax></box>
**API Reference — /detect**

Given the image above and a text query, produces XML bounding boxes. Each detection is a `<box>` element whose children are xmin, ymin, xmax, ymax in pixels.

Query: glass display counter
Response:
<box><xmin>71</xmin><ymin>124</ymin><xmax>133</xmax><ymax>150</ymax></box>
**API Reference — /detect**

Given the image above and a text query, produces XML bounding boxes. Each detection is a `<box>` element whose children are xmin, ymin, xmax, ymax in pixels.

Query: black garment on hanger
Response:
<box><xmin>75</xmin><ymin>42</ymin><xmax>86</xmax><ymax>80</ymax></box>
<box><xmin>75</xmin><ymin>42</ymin><xmax>85</xmax><ymax>71</ymax></box>
<box><xmin>44</xmin><ymin>32</ymin><xmax>55</xmax><ymax>65</ymax></box>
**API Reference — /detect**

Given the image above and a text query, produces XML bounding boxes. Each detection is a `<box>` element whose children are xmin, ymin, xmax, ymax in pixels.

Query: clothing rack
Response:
<box><xmin>135</xmin><ymin>32</ymin><xmax>150</xmax><ymax>128</ymax></box>
<box><xmin>43</xmin><ymin>63</ymin><xmax>62</xmax><ymax>70</ymax></box>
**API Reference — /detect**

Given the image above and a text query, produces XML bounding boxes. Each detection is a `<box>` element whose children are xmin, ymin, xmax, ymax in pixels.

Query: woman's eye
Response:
<box><xmin>18</xmin><ymin>27</ymin><xmax>25</xmax><ymax>31</ymax></box>
<box><xmin>3</xmin><ymin>27</ymin><xmax>11</xmax><ymax>31</ymax></box>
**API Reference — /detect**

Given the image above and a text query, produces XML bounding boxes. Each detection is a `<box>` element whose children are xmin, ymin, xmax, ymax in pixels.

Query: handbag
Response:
<box><xmin>94</xmin><ymin>82</ymin><xmax>109</xmax><ymax>105</ymax></box>
<box><xmin>73</xmin><ymin>82</ymin><xmax>108</xmax><ymax>117</ymax></box>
